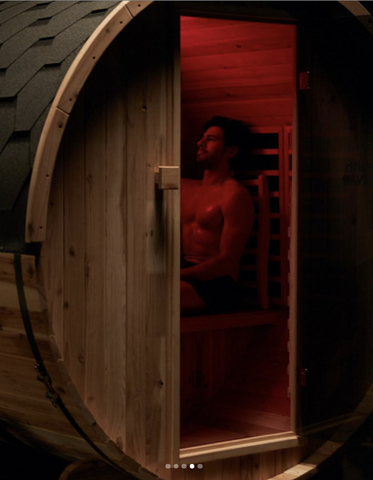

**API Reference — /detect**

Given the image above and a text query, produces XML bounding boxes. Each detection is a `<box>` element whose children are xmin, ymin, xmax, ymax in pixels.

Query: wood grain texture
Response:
<box><xmin>124</xmin><ymin>4</ymin><xmax>179</xmax><ymax>476</ymax></box>
<box><xmin>124</xmin><ymin>13</ymin><xmax>148</xmax><ymax>468</ymax></box>
<box><xmin>182</xmin><ymin>67</ymin><xmax>293</xmax><ymax>91</ymax></box>
<box><xmin>0</xmin><ymin>329</ymin><xmax>53</xmax><ymax>360</ymax></box>
<box><xmin>0</xmin><ymin>307</ymin><xmax>48</xmax><ymax>335</ymax></box>
<box><xmin>103</xmin><ymin>33</ymin><xmax>128</xmax><ymax>453</ymax></box>
<box><xmin>0</xmin><ymin>280</ymin><xmax>41</xmax><ymax>313</ymax></box>
<box><xmin>0</xmin><ymin>253</ymin><xmax>37</xmax><ymax>287</ymax></box>
<box><xmin>62</xmin><ymin>95</ymin><xmax>86</xmax><ymax>400</ymax></box>
<box><xmin>181</xmin><ymin>49</ymin><xmax>293</xmax><ymax>74</ymax></box>
<box><xmin>182</xmin><ymin>83</ymin><xmax>293</xmax><ymax>105</ymax></box>
<box><xmin>0</xmin><ymin>389</ymin><xmax>83</xmax><ymax>420</ymax></box>
<box><xmin>39</xmin><ymin>149</ymin><xmax>65</xmax><ymax>355</ymax></box>
<box><xmin>178</xmin><ymin>435</ymin><xmax>300</xmax><ymax>468</ymax></box>
<box><xmin>26</xmin><ymin>107</ymin><xmax>69</xmax><ymax>242</ymax></box>
<box><xmin>181</xmin><ymin>24</ymin><xmax>294</xmax><ymax>57</ymax></box>
<box><xmin>36</xmin><ymin>6</ymin><xmax>181</xmax><ymax>474</ymax></box>
<box><xmin>83</xmin><ymin>55</ymin><xmax>106</xmax><ymax>421</ymax></box>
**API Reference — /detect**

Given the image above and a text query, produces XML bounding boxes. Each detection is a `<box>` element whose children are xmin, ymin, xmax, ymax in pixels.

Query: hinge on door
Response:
<box><xmin>300</xmin><ymin>368</ymin><xmax>308</xmax><ymax>386</ymax></box>
<box><xmin>299</xmin><ymin>71</ymin><xmax>311</xmax><ymax>90</ymax></box>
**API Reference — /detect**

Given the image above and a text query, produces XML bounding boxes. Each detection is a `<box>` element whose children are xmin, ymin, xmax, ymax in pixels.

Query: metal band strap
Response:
<box><xmin>13</xmin><ymin>254</ymin><xmax>133</xmax><ymax>479</ymax></box>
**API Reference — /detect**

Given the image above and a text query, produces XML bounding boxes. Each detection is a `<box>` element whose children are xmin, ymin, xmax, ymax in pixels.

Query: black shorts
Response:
<box><xmin>181</xmin><ymin>258</ymin><xmax>241</xmax><ymax>313</ymax></box>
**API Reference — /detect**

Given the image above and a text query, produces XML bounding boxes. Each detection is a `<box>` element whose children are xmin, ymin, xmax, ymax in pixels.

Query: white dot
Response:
<box><xmin>197</xmin><ymin>464</ymin><xmax>203</xmax><ymax>469</ymax></box>
<box><xmin>174</xmin><ymin>464</ymin><xmax>179</xmax><ymax>469</ymax></box>
<box><xmin>190</xmin><ymin>464</ymin><xmax>195</xmax><ymax>469</ymax></box>
<box><xmin>165</xmin><ymin>464</ymin><xmax>171</xmax><ymax>469</ymax></box>
<box><xmin>181</xmin><ymin>464</ymin><xmax>187</xmax><ymax>469</ymax></box>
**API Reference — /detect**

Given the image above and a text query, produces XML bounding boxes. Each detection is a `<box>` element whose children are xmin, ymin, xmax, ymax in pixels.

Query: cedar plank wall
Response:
<box><xmin>40</xmin><ymin>3</ymin><xmax>178</xmax><ymax>478</ymax></box>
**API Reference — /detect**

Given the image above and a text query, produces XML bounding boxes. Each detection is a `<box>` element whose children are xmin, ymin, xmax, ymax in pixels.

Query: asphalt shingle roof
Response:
<box><xmin>0</xmin><ymin>1</ymin><xmax>120</xmax><ymax>252</ymax></box>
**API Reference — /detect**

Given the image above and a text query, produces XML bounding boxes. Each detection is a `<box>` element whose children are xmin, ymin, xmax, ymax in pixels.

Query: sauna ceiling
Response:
<box><xmin>0</xmin><ymin>1</ymin><xmax>120</xmax><ymax>252</ymax></box>
<box><xmin>180</xmin><ymin>16</ymin><xmax>295</xmax><ymax>125</ymax></box>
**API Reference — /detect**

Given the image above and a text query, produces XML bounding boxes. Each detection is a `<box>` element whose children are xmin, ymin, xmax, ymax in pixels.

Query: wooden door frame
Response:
<box><xmin>178</xmin><ymin>8</ymin><xmax>300</xmax><ymax>463</ymax></box>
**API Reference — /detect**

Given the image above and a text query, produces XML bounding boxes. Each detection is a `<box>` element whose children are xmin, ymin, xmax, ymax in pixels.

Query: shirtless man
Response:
<box><xmin>180</xmin><ymin>116</ymin><xmax>255</xmax><ymax>314</ymax></box>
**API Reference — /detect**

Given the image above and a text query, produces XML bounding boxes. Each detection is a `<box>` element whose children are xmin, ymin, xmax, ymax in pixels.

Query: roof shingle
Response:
<box><xmin>0</xmin><ymin>1</ymin><xmax>120</xmax><ymax>252</ymax></box>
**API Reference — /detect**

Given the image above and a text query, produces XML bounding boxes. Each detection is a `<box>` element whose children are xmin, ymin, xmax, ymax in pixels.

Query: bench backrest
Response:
<box><xmin>238</xmin><ymin>174</ymin><xmax>270</xmax><ymax>309</ymax></box>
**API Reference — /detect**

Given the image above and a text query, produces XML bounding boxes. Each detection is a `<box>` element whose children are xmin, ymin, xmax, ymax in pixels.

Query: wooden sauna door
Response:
<box><xmin>40</xmin><ymin>4</ymin><xmax>180</xmax><ymax>477</ymax></box>
<box><xmin>123</xmin><ymin>3</ymin><xmax>180</xmax><ymax>474</ymax></box>
<box><xmin>297</xmin><ymin>12</ymin><xmax>373</xmax><ymax>431</ymax></box>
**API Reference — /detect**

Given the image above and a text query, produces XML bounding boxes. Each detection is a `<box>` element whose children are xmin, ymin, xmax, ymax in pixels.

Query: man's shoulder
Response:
<box><xmin>223</xmin><ymin>177</ymin><xmax>250</xmax><ymax>196</ymax></box>
<box><xmin>221</xmin><ymin>178</ymin><xmax>253</xmax><ymax>209</ymax></box>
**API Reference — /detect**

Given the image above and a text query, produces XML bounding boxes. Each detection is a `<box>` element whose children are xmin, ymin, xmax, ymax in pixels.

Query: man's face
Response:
<box><xmin>196</xmin><ymin>126</ymin><xmax>227</xmax><ymax>169</ymax></box>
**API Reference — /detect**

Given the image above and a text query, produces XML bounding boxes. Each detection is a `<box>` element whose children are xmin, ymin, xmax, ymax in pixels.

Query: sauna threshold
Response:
<box><xmin>180</xmin><ymin>383</ymin><xmax>293</xmax><ymax>458</ymax></box>
<box><xmin>179</xmin><ymin>431</ymin><xmax>300</xmax><ymax>464</ymax></box>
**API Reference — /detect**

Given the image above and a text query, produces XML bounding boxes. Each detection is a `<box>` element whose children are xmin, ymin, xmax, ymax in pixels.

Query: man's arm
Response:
<box><xmin>180</xmin><ymin>185</ymin><xmax>254</xmax><ymax>282</ymax></box>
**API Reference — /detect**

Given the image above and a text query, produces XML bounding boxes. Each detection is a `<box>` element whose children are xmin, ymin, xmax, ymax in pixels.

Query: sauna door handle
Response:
<box><xmin>155</xmin><ymin>166</ymin><xmax>179</xmax><ymax>190</ymax></box>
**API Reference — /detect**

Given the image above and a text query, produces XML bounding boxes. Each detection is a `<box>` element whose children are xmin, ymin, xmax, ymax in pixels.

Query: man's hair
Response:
<box><xmin>202</xmin><ymin>116</ymin><xmax>251</xmax><ymax>164</ymax></box>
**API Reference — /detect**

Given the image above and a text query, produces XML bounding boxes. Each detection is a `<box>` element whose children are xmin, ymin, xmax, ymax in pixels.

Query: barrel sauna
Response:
<box><xmin>1</xmin><ymin>1</ymin><xmax>373</xmax><ymax>479</ymax></box>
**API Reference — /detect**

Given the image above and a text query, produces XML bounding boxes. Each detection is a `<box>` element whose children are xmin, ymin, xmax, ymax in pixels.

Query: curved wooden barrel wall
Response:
<box><xmin>2</xmin><ymin>2</ymin><xmax>373</xmax><ymax>480</ymax></box>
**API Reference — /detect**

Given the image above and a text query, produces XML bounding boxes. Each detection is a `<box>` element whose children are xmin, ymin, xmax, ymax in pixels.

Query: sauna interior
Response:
<box><xmin>179</xmin><ymin>14</ymin><xmax>296</xmax><ymax>450</ymax></box>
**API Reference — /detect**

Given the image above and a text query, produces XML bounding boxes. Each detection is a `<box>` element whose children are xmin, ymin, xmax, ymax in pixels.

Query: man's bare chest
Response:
<box><xmin>181</xmin><ymin>187</ymin><xmax>224</xmax><ymax>230</ymax></box>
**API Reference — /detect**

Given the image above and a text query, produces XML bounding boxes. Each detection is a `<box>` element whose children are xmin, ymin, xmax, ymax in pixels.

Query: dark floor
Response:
<box><xmin>0</xmin><ymin>440</ymin><xmax>68</xmax><ymax>480</ymax></box>
<box><xmin>2</xmin><ymin>419</ymin><xmax>373</xmax><ymax>480</ymax></box>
